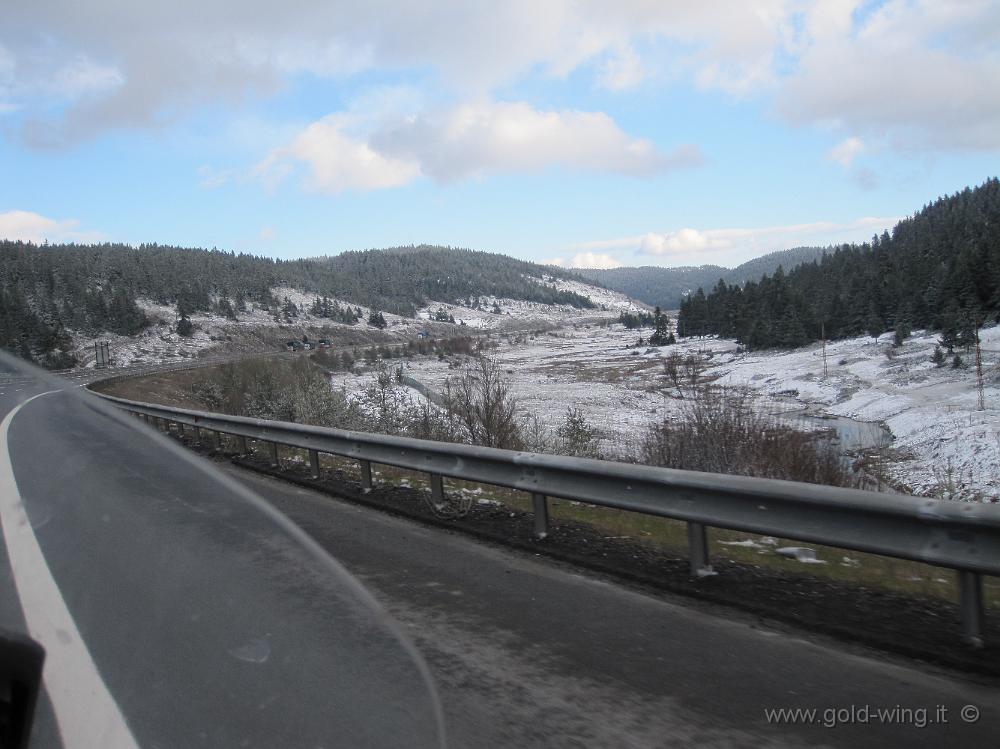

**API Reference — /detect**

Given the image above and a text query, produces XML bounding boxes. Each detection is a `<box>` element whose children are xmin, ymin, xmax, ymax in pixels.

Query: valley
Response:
<box><xmin>88</xmin><ymin>271</ymin><xmax>1000</xmax><ymax>503</ymax></box>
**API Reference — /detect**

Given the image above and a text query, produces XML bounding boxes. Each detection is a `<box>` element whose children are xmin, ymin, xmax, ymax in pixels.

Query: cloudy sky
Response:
<box><xmin>1</xmin><ymin>0</ymin><xmax>998</xmax><ymax>268</ymax></box>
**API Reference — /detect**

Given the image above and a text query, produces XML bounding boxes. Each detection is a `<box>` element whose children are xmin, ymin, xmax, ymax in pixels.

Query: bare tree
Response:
<box><xmin>447</xmin><ymin>356</ymin><xmax>523</xmax><ymax>449</ymax></box>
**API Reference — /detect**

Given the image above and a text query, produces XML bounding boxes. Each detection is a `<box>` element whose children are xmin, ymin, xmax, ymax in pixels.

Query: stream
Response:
<box><xmin>778</xmin><ymin>408</ymin><xmax>893</xmax><ymax>452</ymax></box>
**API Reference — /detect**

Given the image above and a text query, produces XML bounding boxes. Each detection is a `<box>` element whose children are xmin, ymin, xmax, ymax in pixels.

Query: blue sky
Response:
<box><xmin>2</xmin><ymin>1</ymin><xmax>999</xmax><ymax>269</ymax></box>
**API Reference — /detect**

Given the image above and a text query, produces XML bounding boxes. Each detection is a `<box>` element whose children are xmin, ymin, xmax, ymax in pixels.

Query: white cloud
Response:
<box><xmin>47</xmin><ymin>57</ymin><xmax>124</xmax><ymax>98</ymax></box>
<box><xmin>597</xmin><ymin>46</ymin><xmax>645</xmax><ymax>91</ymax></box>
<box><xmin>546</xmin><ymin>252</ymin><xmax>623</xmax><ymax>269</ymax></box>
<box><xmin>572</xmin><ymin>215</ymin><xmax>899</xmax><ymax>266</ymax></box>
<box><xmin>257</xmin><ymin>101</ymin><xmax>701</xmax><ymax>192</ymax></box>
<box><xmin>254</xmin><ymin>114</ymin><xmax>420</xmax><ymax>194</ymax></box>
<box><xmin>4</xmin><ymin>1</ymin><xmax>998</xmax><ymax>154</ymax></box>
<box><xmin>640</xmin><ymin>228</ymin><xmax>722</xmax><ymax>255</ymax></box>
<box><xmin>0</xmin><ymin>2</ymin><xmax>787</xmax><ymax>145</ymax></box>
<box><xmin>0</xmin><ymin>210</ymin><xmax>102</xmax><ymax>244</ymax></box>
<box><xmin>779</xmin><ymin>0</ymin><xmax>1000</xmax><ymax>150</ymax></box>
<box><xmin>259</xmin><ymin>225</ymin><xmax>276</xmax><ymax>241</ymax></box>
<box><xmin>371</xmin><ymin>101</ymin><xmax>700</xmax><ymax>181</ymax></box>
<box><xmin>0</xmin><ymin>44</ymin><xmax>15</xmax><ymax>112</ymax></box>
<box><xmin>827</xmin><ymin>136</ymin><xmax>864</xmax><ymax>168</ymax></box>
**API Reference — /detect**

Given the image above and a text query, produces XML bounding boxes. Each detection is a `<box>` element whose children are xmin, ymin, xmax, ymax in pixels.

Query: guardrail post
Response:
<box><xmin>238</xmin><ymin>435</ymin><xmax>248</xmax><ymax>454</ymax></box>
<box><xmin>687</xmin><ymin>522</ymin><xmax>714</xmax><ymax>578</ymax></box>
<box><xmin>177</xmin><ymin>422</ymin><xmax>185</xmax><ymax>438</ymax></box>
<box><xmin>430</xmin><ymin>473</ymin><xmax>445</xmax><ymax>504</ymax></box>
<box><xmin>958</xmin><ymin>570</ymin><xmax>984</xmax><ymax>647</ymax></box>
<box><xmin>309</xmin><ymin>449</ymin><xmax>321</xmax><ymax>479</ymax></box>
<box><xmin>268</xmin><ymin>441</ymin><xmax>280</xmax><ymax>469</ymax></box>
<box><xmin>532</xmin><ymin>493</ymin><xmax>549</xmax><ymax>539</ymax></box>
<box><xmin>359</xmin><ymin>460</ymin><xmax>373</xmax><ymax>491</ymax></box>
<box><xmin>214</xmin><ymin>430</ymin><xmax>223</xmax><ymax>452</ymax></box>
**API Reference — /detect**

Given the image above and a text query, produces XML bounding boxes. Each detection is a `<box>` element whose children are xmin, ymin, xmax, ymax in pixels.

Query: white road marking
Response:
<box><xmin>0</xmin><ymin>391</ymin><xmax>141</xmax><ymax>749</ymax></box>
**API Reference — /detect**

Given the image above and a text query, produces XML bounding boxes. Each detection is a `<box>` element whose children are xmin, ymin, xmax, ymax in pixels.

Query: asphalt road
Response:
<box><xmin>1</xmin><ymin>363</ymin><xmax>999</xmax><ymax>747</ymax></box>
<box><xmin>225</xmin><ymin>465</ymin><xmax>1000</xmax><ymax>748</ymax></box>
<box><xmin>0</xmin><ymin>369</ymin><xmax>444</xmax><ymax>748</ymax></box>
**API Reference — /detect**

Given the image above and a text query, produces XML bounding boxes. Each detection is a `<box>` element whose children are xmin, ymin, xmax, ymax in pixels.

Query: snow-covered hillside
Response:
<box><xmin>706</xmin><ymin>327</ymin><xmax>1000</xmax><ymax>500</ymax></box>
<box><xmin>415</xmin><ymin>279</ymin><xmax>643</xmax><ymax>331</ymax></box>
<box><xmin>69</xmin><ymin>279</ymin><xmax>636</xmax><ymax>366</ymax></box>
<box><xmin>534</xmin><ymin>275</ymin><xmax>650</xmax><ymax>313</ymax></box>
<box><xmin>330</xmin><ymin>321</ymin><xmax>999</xmax><ymax>502</ymax></box>
<box><xmin>68</xmin><ymin>286</ymin><xmax>412</xmax><ymax>367</ymax></box>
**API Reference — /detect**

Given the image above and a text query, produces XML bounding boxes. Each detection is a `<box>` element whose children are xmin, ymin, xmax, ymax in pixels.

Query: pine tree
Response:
<box><xmin>649</xmin><ymin>306</ymin><xmax>671</xmax><ymax>345</ymax></box>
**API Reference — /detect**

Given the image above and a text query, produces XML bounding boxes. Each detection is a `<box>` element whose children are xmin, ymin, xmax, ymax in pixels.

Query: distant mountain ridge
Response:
<box><xmin>575</xmin><ymin>246</ymin><xmax>830</xmax><ymax>309</ymax></box>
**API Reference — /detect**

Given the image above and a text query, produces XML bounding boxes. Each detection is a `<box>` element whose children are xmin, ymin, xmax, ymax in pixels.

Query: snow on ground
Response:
<box><xmin>704</xmin><ymin>327</ymin><xmax>1000</xmax><ymax>500</ymax></box>
<box><xmin>533</xmin><ymin>274</ymin><xmax>650</xmax><ymax>313</ymax></box>
<box><xmin>68</xmin><ymin>287</ymin><xmax>425</xmax><ymax>367</ymax></box>
<box><xmin>413</xmin><ymin>277</ymin><xmax>640</xmax><ymax>331</ymax></box>
<box><xmin>336</xmin><ymin>322</ymin><xmax>690</xmax><ymax>459</ymax></box>
<box><xmin>333</xmin><ymin>320</ymin><xmax>1000</xmax><ymax>501</ymax></box>
<box><xmin>70</xmin><ymin>277</ymin><xmax>628</xmax><ymax>366</ymax></box>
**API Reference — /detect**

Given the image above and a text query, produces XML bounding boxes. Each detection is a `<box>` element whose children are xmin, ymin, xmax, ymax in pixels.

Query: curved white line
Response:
<box><xmin>0</xmin><ymin>391</ymin><xmax>140</xmax><ymax>749</ymax></box>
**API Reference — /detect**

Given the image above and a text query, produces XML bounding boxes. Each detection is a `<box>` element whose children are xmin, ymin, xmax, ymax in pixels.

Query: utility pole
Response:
<box><xmin>975</xmin><ymin>320</ymin><xmax>985</xmax><ymax>411</ymax></box>
<box><xmin>821</xmin><ymin>322</ymin><xmax>828</xmax><ymax>379</ymax></box>
<box><xmin>94</xmin><ymin>340</ymin><xmax>111</xmax><ymax>368</ymax></box>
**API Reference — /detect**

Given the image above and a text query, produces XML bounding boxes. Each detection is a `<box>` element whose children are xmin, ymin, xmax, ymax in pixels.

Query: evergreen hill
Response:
<box><xmin>0</xmin><ymin>243</ymin><xmax>594</xmax><ymax>366</ymax></box>
<box><xmin>677</xmin><ymin>178</ymin><xmax>1000</xmax><ymax>349</ymax></box>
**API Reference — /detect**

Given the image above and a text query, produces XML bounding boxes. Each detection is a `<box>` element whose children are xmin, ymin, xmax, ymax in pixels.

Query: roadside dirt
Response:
<box><xmin>92</xmin><ymin>369</ymin><xmax>211</xmax><ymax>409</ymax></box>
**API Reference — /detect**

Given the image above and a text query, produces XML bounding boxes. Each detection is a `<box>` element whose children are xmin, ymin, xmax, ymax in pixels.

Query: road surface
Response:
<box><xmin>0</xmin><ymin>365</ymin><xmax>444</xmax><ymax>748</ymax></box>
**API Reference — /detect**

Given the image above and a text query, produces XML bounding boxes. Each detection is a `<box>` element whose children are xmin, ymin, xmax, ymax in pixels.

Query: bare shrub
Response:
<box><xmin>187</xmin><ymin>357</ymin><xmax>362</xmax><ymax>429</ymax></box>
<box><xmin>641</xmin><ymin>385</ymin><xmax>860</xmax><ymax>487</ymax></box>
<box><xmin>445</xmin><ymin>356</ymin><xmax>523</xmax><ymax>449</ymax></box>
<box><xmin>520</xmin><ymin>412</ymin><xmax>554</xmax><ymax>453</ymax></box>
<box><xmin>407</xmin><ymin>400</ymin><xmax>464</xmax><ymax>442</ymax></box>
<box><xmin>663</xmin><ymin>352</ymin><xmax>702</xmax><ymax>391</ymax></box>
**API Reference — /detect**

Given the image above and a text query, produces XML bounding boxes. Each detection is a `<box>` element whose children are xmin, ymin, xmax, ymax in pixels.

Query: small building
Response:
<box><xmin>286</xmin><ymin>340</ymin><xmax>303</xmax><ymax>351</ymax></box>
<box><xmin>318</xmin><ymin>339</ymin><xmax>332</xmax><ymax>349</ymax></box>
<box><xmin>417</xmin><ymin>330</ymin><xmax>430</xmax><ymax>339</ymax></box>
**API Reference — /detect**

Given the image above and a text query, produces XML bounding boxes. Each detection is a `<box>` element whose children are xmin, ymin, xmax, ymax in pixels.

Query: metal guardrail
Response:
<box><xmin>75</xmin><ymin>350</ymin><xmax>292</xmax><ymax>387</ymax></box>
<box><xmin>94</xmin><ymin>390</ymin><xmax>1000</xmax><ymax>646</ymax></box>
<box><xmin>398</xmin><ymin>374</ymin><xmax>447</xmax><ymax>407</ymax></box>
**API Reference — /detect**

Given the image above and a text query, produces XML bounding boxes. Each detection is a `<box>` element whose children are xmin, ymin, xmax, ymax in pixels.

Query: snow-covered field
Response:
<box><xmin>333</xmin><ymin>321</ymin><xmax>1000</xmax><ymax>502</ymax></box>
<box><xmin>380</xmin><ymin>324</ymin><xmax>676</xmax><ymax>455</ymax></box>
<box><xmin>706</xmin><ymin>327</ymin><xmax>1000</xmax><ymax>500</ymax></box>
<box><xmin>68</xmin><ymin>280</ymin><xmax>637</xmax><ymax>367</ymax></box>
<box><xmin>415</xmin><ymin>276</ymin><xmax>644</xmax><ymax>330</ymax></box>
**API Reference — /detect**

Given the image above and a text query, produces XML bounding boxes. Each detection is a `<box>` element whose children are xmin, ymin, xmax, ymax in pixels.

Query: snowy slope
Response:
<box><xmin>331</xmin><ymin>321</ymin><xmax>1000</xmax><ymax>502</ymax></box>
<box><xmin>414</xmin><ymin>276</ymin><xmax>644</xmax><ymax>330</ymax></box>
<box><xmin>69</xmin><ymin>278</ymin><xmax>639</xmax><ymax>366</ymax></box>
<box><xmin>700</xmin><ymin>328</ymin><xmax>1000</xmax><ymax>501</ymax></box>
